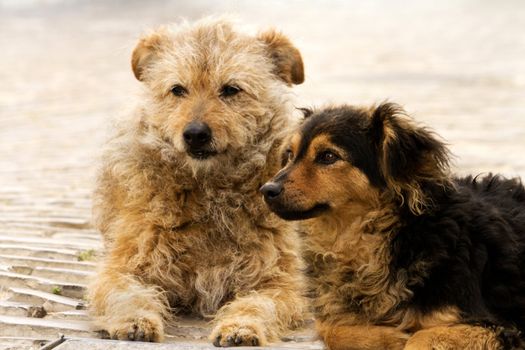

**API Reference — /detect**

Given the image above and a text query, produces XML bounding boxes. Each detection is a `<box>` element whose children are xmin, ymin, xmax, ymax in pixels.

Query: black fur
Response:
<box><xmin>300</xmin><ymin>104</ymin><xmax>525</xmax><ymax>348</ymax></box>
<box><xmin>298</xmin><ymin>105</ymin><xmax>386</xmax><ymax>188</ymax></box>
<box><xmin>391</xmin><ymin>174</ymin><xmax>525</xmax><ymax>339</ymax></box>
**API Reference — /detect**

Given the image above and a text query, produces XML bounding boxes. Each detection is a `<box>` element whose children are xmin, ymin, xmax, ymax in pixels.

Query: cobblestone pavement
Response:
<box><xmin>0</xmin><ymin>0</ymin><xmax>524</xmax><ymax>349</ymax></box>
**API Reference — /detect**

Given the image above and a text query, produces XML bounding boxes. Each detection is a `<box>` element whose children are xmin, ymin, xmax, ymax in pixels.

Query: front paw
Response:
<box><xmin>107</xmin><ymin>317</ymin><xmax>163</xmax><ymax>342</ymax></box>
<box><xmin>211</xmin><ymin>321</ymin><xmax>266</xmax><ymax>347</ymax></box>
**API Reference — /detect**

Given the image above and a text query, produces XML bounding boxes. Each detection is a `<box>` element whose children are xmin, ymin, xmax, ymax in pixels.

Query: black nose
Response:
<box><xmin>183</xmin><ymin>122</ymin><xmax>212</xmax><ymax>149</ymax></box>
<box><xmin>260</xmin><ymin>182</ymin><xmax>283</xmax><ymax>200</ymax></box>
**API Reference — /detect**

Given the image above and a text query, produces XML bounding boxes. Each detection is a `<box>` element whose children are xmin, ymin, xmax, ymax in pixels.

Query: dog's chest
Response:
<box><xmin>147</xmin><ymin>212</ymin><xmax>281</xmax><ymax>315</ymax></box>
<box><xmin>303</xmin><ymin>220</ymin><xmax>410</xmax><ymax>323</ymax></box>
<box><xmin>172</xmin><ymin>183</ymin><xmax>266</xmax><ymax>227</ymax></box>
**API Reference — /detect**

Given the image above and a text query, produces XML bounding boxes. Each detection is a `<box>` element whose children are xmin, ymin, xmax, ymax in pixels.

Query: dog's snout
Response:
<box><xmin>183</xmin><ymin>122</ymin><xmax>212</xmax><ymax>148</ymax></box>
<box><xmin>260</xmin><ymin>182</ymin><xmax>283</xmax><ymax>200</ymax></box>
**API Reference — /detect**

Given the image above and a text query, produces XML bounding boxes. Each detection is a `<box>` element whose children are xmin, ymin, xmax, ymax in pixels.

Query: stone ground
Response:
<box><xmin>0</xmin><ymin>0</ymin><xmax>524</xmax><ymax>349</ymax></box>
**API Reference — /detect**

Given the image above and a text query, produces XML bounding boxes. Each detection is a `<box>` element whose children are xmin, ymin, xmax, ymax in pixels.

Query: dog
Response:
<box><xmin>88</xmin><ymin>18</ymin><xmax>307</xmax><ymax>346</ymax></box>
<box><xmin>261</xmin><ymin>103</ymin><xmax>525</xmax><ymax>349</ymax></box>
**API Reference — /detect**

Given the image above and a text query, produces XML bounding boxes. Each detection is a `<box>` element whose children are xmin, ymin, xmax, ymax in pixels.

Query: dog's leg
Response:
<box><xmin>405</xmin><ymin>325</ymin><xmax>501</xmax><ymax>350</ymax></box>
<box><xmin>316</xmin><ymin>321</ymin><xmax>409</xmax><ymax>350</ymax></box>
<box><xmin>210</xmin><ymin>284</ymin><xmax>305</xmax><ymax>347</ymax></box>
<box><xmin>89</xmin><ymin>265</ymin><xmax>168</xmax><ymax>342</ymax></box>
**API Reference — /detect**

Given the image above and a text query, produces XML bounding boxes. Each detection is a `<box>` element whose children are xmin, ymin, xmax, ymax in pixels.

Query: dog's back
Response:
<box><xmin>456</xmin><ymin>174</ymin><xmax>525</xmax><ymax>330</ymax></box>
<box><xmin>388</xmin><ymin>173</ymin><xmax>525</xmax><ymax>342</ymax></box>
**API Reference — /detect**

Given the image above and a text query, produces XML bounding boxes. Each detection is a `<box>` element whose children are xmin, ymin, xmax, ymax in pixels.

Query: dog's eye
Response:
<box><xmin>281</xmin><ymin>149</ymin><xmax>294</xmax><ymax>167</ymax></box>
<box><xmin>171</xmin><ymin>85</ymin><xmax>188</xmax><ymax>97</ymax></box>
<box><xmin>316</xmin><ymin>150</ymin><xmax>340</xmax><ymax>165</ymax></box>
<box><xmin>220</xmin><ymin>85</ymin><xmax>241</xmax><ymax>98</ymax></box>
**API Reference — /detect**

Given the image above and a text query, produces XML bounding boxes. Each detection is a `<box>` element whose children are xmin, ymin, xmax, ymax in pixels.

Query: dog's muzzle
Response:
<box><xmin>183</xmin><ymin>121</ymin><xmax>216</xmax><ymax>159</ymax></box>
<box><xmin>260</xmin><ymin>182</ymin><xmax>283</xmax><ymax>201</ymax></box>
<box><xmin>260</xmin><ymin>181</ymin><xmax>329</xmax><ymax>220</ymax></box>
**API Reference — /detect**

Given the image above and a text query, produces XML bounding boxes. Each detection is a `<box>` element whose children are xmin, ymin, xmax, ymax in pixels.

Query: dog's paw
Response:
<box><xmin>494</xmin><ymin>326</ymin><xmax>525</xmax><ymax>350</ymax></box>
<box><xmin>211</xmin><ymin>321</ymin><xmax>266</xmax><ymax>347</ymax></box>
<box><xmin>108</xmin><ymin>317</ymin><xmax>163</xmax><ymax>342</ymax></box>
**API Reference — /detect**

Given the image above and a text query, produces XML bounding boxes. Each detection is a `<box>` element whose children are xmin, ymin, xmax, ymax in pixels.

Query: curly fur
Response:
<box><xmin>88</xmin><ymin>17</ymin><xmax>307</xmax><ymax>346</ymax></box>
<box><xmin>263</xmin><ymin>103</ymin><xmax>525</xmax><ymax>349</ymax></box>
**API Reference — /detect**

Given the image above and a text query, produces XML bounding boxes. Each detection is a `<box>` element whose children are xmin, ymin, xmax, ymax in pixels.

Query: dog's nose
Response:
<box><xmin>183</xmin><ymin>122</ymin><xmax>212</xmax><ymax>148</ymax></box>
<box><xmin>260</xmin><ymin>182</ymin><xmax>283</xmax><ymax>200</ymax></box>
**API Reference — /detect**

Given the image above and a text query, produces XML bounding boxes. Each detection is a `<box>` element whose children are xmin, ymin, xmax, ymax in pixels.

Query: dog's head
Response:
<box><xmin>131</xmin><ymin>18</ymin><xmax>303</xmax><ymax>168</ymax></box>
<box><xmin>260</xmin><ymin>103</ymin><xmax>451</xmax><ymax>219</ymax></box>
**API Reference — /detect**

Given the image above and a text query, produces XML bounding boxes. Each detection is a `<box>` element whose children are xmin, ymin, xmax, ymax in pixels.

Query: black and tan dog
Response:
<box><xmin>260</xmin><ymin>103</ymin><xmax>525</xmax><ymax>350</ymax></box>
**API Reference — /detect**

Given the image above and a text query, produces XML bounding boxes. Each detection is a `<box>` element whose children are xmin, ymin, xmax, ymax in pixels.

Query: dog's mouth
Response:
<box><xmin>187</xmin><ymin>149</ymin><xmax>218</xmax><ymax>160</ymax></box>
<box><xmin>268</xmin><ymin>202</ymin><xmax>330</xmax><ymax>221</ymax></box>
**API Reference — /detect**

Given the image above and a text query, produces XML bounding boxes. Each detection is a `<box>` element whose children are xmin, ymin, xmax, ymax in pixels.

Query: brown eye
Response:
<box><xmin>220</xmin><ymin>85</ymin><xmax>241</xmax><ymax>97</ymax></box>
<box><xmin>171</xmin><ymin>85</ymin><xmax>188</xmax><ymax>97</ymax></box>
<box><xmin>281</xmin><ymin>149</ymin><xmax>293</xmax><ymax>167</ymax></box>
<box><xmin>316</xmin><ymin>150</ymin><xmax>340</xmax><ymax>165</ymax></box>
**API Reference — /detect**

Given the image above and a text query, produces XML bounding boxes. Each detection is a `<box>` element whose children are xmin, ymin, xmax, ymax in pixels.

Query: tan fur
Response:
<box><xmin>89</xmin><ymin>18</ymin><xmax>306</xmax><ymax>345</ymax></box>
<box><xmin>279</xmin><ymin>134</ymin><xmax>382</xmax><ymax>213</ymax></box>
<box><xmin>257</xmin><ymin>30</ymin><xmax>304</xmax><ymax>85</ymax></box>
<box><xmin>272</xmin><ymin>126</ymin><xmax>500</xmax><ymax>349</ymax></box>
<box><xmin>317</xmin><ymin>321</ymin><xmax>409</xmax><ymax>350</ymax></box>
<box><xmin>405</xmin><ymin>325</ymin><xmax>501</xmax><ymax>350</ymax></box>
<box><xmin>397</xmin><ymin>306</ymin><xmax>460</xmax><ymax>332</ymax></box>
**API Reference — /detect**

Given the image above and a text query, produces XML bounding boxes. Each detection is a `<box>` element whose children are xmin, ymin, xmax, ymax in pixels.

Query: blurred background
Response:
<box><xmin>0</xmin><ymin>0</ymin><xmax>524</xmax><ymax>348</ymax></box>
<box><xmin>2</xmin><ymin>0</ymin><xmax>525</xmax><ymax>178</ymax></box>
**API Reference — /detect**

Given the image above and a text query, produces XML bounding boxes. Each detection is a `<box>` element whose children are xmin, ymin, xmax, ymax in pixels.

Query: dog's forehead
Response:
<box><xmin>295</xmin><ymin>113</ymin><xmax>340</xmax><ymax>157</ymax></box>
<box><xmin>300</xmin><ymin>108</ymin><xmax>371</xmax><ymax>145</ymax></box>
<box><xmin>156</xmin><ymin>34</ymin><xmax>271</xmax><ymax>93</ymax></box>
<box><xmin>295</xmin><ymin>131</ymin><xmax>338</xmax><ymax>161</ymax></box>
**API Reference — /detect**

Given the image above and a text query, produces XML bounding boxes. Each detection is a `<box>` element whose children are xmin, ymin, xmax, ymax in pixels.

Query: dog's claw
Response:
<box><xmin>98</xmin><ymin>330</ymin><xmax>110</xmax><ymax>339</ymax></box>
<box><xmin>213</xmin><ymin>335</ymin><xmax>222</xmax><ymax>347</ymax></box>
<box><xmin>211</xmin><ymin>323</ymin><xmax>264</xmax><ymax>347</ymax></box>
<box><xmin>226</xmin><ymin>335</ymin><xmax>234</xmax><ymax>346</ymax></box>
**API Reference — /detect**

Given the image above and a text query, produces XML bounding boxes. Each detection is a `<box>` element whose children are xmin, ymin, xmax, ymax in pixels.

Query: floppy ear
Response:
<box><xmin>371</xmin><ymin>103</ymin><xmax>450</xmax><ymax>214</ymax></box>
<box><xmin>258</xmin><ymin>29</ymin><xmax>304</xmax><ymax>85</ymax></box>
<box><xmin>131</xmin><ymin>28</ymin><xmax>171</xmax><ymax>81</ymax></box>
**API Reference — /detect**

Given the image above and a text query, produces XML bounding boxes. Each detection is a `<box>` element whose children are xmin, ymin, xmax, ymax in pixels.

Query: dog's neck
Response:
<box><xmin>303</xmin><ymin>202</ymin><xmax>412</xmax><ymax>323</ymax></box>
<box><xmin>303</xmin><ymin>202</ymin><xmax>399</xmax><ymax>260</ymax></box>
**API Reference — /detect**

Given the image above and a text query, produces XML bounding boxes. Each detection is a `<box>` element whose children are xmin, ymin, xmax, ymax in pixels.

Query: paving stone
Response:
<box><xmin>29</xmin><ymin>267</ymin><xmax>94</xmax><ymax>284</ymax></box>
<box><xmin>0</xmin><ymin>271</ymin><xmax>86</xmax><ymax>299</ymax></box>
<box><xmin>0</xmin><ymin>236</ymin><xmax>101</xmax><ymax>250</ymax></box>
<box><xmin>0</xmin><ymin>337</ymin><xmax>47</xmax><ymax>350</ymax></box>
<box><xmin>0</xmin><ymin>300</ymin><xmax>32</xmax><ymax>317</ymax></box>
<box><xmin>46</xmin><ymin>310</ymin><xmax>90</xmax><ymax>321</ymax></box>
<box><xmin>53</xmin><ymin>338</ymin><xmax>325</xmax><ymax>350</ymax></box>
<box><xmin>8</xmin><ymin>287</ymin><xmax>86</xmax><ymax>312</ymax></box>
<box><xmin>0</xmin><ymin>245</ymin><xmax>80</xmax><ymax>260</ymax></box>
<box><xmin>0</xmin><ymin>255</ymin><xmax>96</xmax><ymax>271</ymax></box>
<box><xmin>0</xmin><ymin>315</ymin><xmax>94</xmax><ymax>338</ymax></box>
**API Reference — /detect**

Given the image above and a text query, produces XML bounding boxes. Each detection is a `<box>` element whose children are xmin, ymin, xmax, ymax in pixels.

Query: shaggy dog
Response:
<box><xmin>88</xmin><ymin>18</ymin><xmax>307</xmax><ymax>346</ymax></box>
<box><xmin>261</xmin><ymin>103</ymin><xmax>525</xmax><ymax>350</ymax></box>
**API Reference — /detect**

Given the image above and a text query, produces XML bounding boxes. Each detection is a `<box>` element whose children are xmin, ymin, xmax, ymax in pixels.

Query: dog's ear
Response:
<box><xmin>131</xmin><ymin>28</ymin><xmax>171</xmax><ymax>81</ymax></box>
<box><xmin>258</xmin><ymin>29</ymin><xmax>304</xmax><ymax>85</ymax></box>
<box><xmin>371</xmin><ymin>103</ymin><xmax>450</xmax><ymax>214</ymax></box>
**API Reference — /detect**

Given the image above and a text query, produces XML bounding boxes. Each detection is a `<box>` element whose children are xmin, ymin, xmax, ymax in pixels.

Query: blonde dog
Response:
<box><xmin>89</xmin><ymin>18</ymin><xmax>307</xmax><ymax>346</ymax></box>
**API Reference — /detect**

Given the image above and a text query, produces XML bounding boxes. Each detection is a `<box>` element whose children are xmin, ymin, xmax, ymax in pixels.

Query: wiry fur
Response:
<box><xmin>262</xmin><ymin>103</ymin><xmax>525</xmax><ymax>349</ymax></box>
<box><xmin>88</xmin><ymin>18</ymin><xmax>307</xmax><ymax>346</ymax></box>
